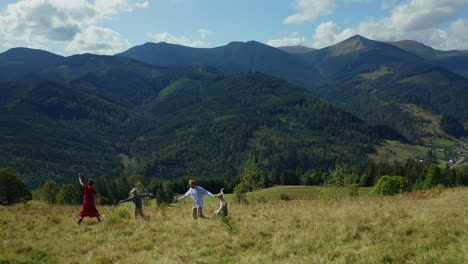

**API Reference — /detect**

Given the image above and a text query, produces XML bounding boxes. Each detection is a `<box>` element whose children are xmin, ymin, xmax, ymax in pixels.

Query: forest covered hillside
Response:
<box><xmin>0</xmin><ymin>54</ymin><xmax>399</xmax><ymax>186</ymax></box>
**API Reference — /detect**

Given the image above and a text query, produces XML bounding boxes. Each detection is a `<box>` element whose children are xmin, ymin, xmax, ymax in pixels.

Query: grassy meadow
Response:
<box><xmin>0</xmin><ymin>186</ymin><xmax>466</xmax><ymax>264</ymax></box>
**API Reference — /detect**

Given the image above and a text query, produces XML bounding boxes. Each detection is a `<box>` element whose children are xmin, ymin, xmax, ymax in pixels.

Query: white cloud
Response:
<box><xmin>197</xmin><ymin>29</ymin><xmax>212</xmax><ymax>39</ymax></box>
<box><xmin>283</xmin><ymin>0</ymin><xmax>372</xmax><ymax>24</ymax></box>
<box><xmin>388</xmin><ymin>0</ymin><xmax>467</xmax><ymax>32</ymax></box>
<box><xmin>312</xmin><ymin>22</ymin><xmax>354</xmax><ymax>48</ymax></box>
<box><xmin>284</xmin><ymin>0</ymin><xmax>336</xmax><ymax>24</ymax></box>
<box><xmin>267</xmin><ymin>32</ymin><xmax>307</xmax><ymax>47</ymax></box>
<box><xmin>312</xmin><ymin>0</ymin><xmax>468</xmax><ymax>50</ymax></box>
<box><xmin>135</xmin><ymin>1</ymin><xmax>149</xmax><ymax>8</ymax></box>
<box><xmin>0</xmin><ymin>0</ymin><xmax>141</xmax><ymax>54</ymax></box>
<box><xmin>146</xmin><ymin>32</ymin><xmax>208</xmax><ymax>48</ymax></box>
<box><xmin>93</xmin><ymin>0</ymin><xmax>132</xmax><ymax>15</ymax></box>
<box><xmin>66</xmin><ymin>25</ymin><xmax>131</xmax><ymax>54</ymax></box>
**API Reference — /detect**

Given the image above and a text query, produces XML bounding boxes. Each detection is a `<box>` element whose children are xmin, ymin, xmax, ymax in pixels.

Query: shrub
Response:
<box><xmin>372</xmin><ymin>176</ymin><xmax>409</xmax><ymax>196</ymax></box>
<box><xmin>40</xmin><ymin>180</ymin><xmax>60</xmax><ymax>204</ymax></box>
<box><xmin>280</xmin><ymin>193</ymin><xmax>291</xmax><ymax>201</ymax></box>
<box><xmin>0</xmin><ymin>168</ymin><xmax>32</xmax><ymax>205</ymax></box>
<box><xmin>56</xmin><ymin>184</ymin><xmax>80</xmax><ymax>205</ymax></box>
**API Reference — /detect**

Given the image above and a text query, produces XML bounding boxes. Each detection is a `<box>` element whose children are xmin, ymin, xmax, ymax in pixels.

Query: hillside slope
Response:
<box><xmin>117</xmin><ymin>41</ymin><xmax>324</xmax><ymax>88</ymax></box>
<box><xmin>296</xmin><ymin>36</ymin><xmax>468</xmax><ymax>141</ymax></box>
<box><xmin>117</xmin><ymin>36</ymin><xmax>468</xmax><ymax>143</ymax></box>
<box><xmin>0</xmin><ymin>48</ymin><xmax>64</xmax><ymax>81</ymax></box>
<box><xmin>385</xmin><ymin>40</ymin><xmax>468</xmax><ymax>78</ymax></box>
<box><xmin>0</xmin><ymin>55</ymin><xmax>396</xmax><ymax>186</ymax></box>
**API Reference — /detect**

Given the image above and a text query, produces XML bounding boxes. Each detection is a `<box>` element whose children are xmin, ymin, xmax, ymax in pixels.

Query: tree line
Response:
<box><xmin>1</xmin><ymin>158</ymin><xmax>467</xmax><ymax>205</ymax></box>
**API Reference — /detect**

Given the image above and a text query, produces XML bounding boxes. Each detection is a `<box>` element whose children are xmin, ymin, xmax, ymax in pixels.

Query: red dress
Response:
<box><xmin>78</xmin><ymin>185</ymin><xmax>100</xmax><ymax>218</ymax></box>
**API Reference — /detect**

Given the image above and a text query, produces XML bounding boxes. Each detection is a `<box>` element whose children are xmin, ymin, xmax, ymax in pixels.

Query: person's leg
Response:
<box><xmin>137</xmin><ymin>208</ymin><xmax>144</xmax><ymax>218</ymax></box>
<box><xmin>77</xmin><ymin>217</ymin><xmax>83</xmax><ymax>224</ymax></box>
<box><xmin>97</xmin><ymin>216</ymin><xmax>101</xmax><ymax>222</ymax></box>
<box><xmin>134</xmin><ymin>208</ymin><xmax>138</xmax><ymax>219</ymax></box>
<box><xmin>192</xmin><ymin>207</ymin><xmax>198</xmax><ymax>219</ymax></box>
<box><xmin>198</xmin><ymin>207</ymin><xmax>207</xmax><ymax>219</ymax></box>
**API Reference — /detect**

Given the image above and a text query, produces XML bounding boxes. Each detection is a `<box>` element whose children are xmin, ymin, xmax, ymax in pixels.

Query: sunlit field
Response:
<box><xmin>1</xmin><ymin>187</ymin><xmax>466</xmax><ymax>264</ymax></box>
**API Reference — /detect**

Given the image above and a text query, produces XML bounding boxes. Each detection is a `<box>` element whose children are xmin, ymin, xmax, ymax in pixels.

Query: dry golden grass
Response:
<box><xmin>0</xmin><ymin>188</ymin><xmax>467</xmax><ymax>264</ymax></box>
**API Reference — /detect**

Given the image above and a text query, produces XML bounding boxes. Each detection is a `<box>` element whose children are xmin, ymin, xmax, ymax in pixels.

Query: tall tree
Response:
<box><xmin>423</xmin><ymin>164</ymin><xmax>444</xmax><ymax>189</ymax></box>
<box><xmin>234</xmin><ymin>158</ymin><xmax>264</xmax><ymax>203</ymax></box>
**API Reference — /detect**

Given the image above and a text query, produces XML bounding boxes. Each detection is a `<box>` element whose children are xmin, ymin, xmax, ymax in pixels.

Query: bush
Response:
<box><xmin>372</xmin><ymin>176</ymin><xmax>409</xmax><ymax>196</ymax></box>
<box><xmin>40</xmin><ymin>180</ymin><xmax>60</xmax><ymax>204</ymax></box>
<box><xmin>56</xmin><ymin>184</ymin><xmax>80</xmax><ymax>205</ymax></box>
<box><xmin>280</xmin><ymin>193</ymin><xmax>291</xmax><ymax>201</ymax></box>
<box><xmin>0</xmin><ymin>168</ymin><xmax>32</xmax><ymax>205</ymax></box>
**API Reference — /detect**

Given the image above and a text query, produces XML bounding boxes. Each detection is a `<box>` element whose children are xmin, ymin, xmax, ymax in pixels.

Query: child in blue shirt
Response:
<box><xmin>120</xmin><ymin>188</ymin><xmax>153</xmax><ymax>218</ymax></box>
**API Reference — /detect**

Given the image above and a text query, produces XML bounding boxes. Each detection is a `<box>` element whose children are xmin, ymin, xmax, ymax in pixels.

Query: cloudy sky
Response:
<box><xmin>0</xmin><ymin>0</ymin><xmax>467</xmax><ymax>55</ymax></box>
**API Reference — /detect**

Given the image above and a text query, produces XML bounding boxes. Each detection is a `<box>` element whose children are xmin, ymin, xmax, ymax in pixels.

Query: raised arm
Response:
<box><xmin>78</xmin><ymin>173</ymin><xmax>84</xmax><ymax>187</ymax></box>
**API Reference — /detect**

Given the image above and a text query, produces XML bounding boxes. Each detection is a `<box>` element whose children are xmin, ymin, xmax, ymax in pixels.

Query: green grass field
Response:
<box><xmin>1</xmin><ymin>186</ymin><xmax>466</xmax><ymax>264</ymax></box>
<box><xmin>433</xmin><ymin>138</ymin><xmax>457</xmax><ymax>147</ymax></box>
<box><xmin>370</xmin><ymin>140</ymin><xmax>428</xmax><ymax>163</ymax></box>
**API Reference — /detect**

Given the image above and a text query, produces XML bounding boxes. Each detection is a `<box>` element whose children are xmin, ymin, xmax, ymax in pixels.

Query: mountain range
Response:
<box><xmin>0</xmin><ymin>35</ymin><xmax>466</xmax><ymax>186</ymax></box>
<box><xmin>118</xmin><ymin>35</ymin><xmax>467</xmax><ymax>141</ymax></box>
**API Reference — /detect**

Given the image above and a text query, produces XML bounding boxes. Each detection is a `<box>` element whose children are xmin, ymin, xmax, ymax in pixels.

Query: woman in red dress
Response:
<box><xmin>77</xmin><ymin>173</ymin><xmax>108</xmax><ymax>224</ymax></box>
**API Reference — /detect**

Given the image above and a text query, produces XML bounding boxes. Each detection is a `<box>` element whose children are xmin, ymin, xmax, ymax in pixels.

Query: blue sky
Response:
<box><xmin>0</xmin><ymin>0</ymin><xmax>467</xmax><ymax>55</ymax></box>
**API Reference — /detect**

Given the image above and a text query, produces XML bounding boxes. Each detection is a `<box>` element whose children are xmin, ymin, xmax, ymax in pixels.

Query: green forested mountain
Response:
<box><xmin>117</xmin><ymin>41</ymin><xmax>324</xmax><ymax>88</ymax></box>
<box><xmin>0</xmin><ymin>36</ymin><xmax>466</xmax><ymax>186</ymax></box>
<box><xmin>118</xmin><ymin>35</ymin><xmax>467</xmax><ymax>142</ymax></box>
<box><xmin>296</xmin><ymin>35</ymin><xmax>468</xmax><ymax>141</ymax></box>
<box><xmin>0</xmin><ymin>48</ymin><xmax>64</xmax><ymax>81</ymax></box>
<box><xmin>384</xmin><ymin>40</ymin><xmax>468</xmax><ymax>78</ymax></box>
<box><xmin>0</xmin><ymin>55</ymin><xmax>396</xmax><ymax>186</ymax></box>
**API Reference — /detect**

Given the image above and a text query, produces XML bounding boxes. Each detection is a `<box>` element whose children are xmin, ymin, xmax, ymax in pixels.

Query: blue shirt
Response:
<box><xmin>182</xmin><ymin>186</ymin><xmax>213</xmax><ymax>207</ymax></box>
<box><xmin>122</xmin><ymin>194</ymin><xmax>150</xmax><ymax>208</ymax></box>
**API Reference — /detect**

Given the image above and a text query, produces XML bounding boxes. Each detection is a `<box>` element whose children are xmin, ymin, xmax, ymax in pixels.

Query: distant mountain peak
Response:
<box><xmin>329</xmin><ymin>35</ymin><xmax>374</xmax><ymax>56</ymax></box>
<box><xmin>0</xmin><ymin>47</ymin><xmax>63</xmax><ymax>59</ymax></box>
<box><xmin>226</xmin><ymin>40</ymin><xmax>267</xmax><ymax>48</ymax></box>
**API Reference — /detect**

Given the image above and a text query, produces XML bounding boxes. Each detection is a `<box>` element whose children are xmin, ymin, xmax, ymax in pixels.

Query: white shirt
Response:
<box><xmin>182</xmin><ymin>186</ymin><xmax>213</xmax><ymax>207</ymax></box>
